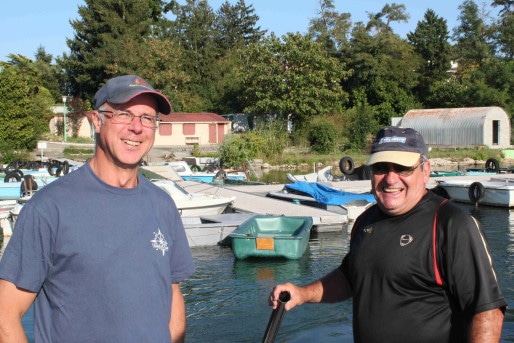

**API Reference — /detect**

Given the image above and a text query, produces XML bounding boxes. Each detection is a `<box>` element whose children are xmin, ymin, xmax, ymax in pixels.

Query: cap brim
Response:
<box><xmin>110</xmin><ymin>90</ymin><xmax>172</xmax><ymax>115</ymax></box>
<box><xmin>366</xmin><ymin>151</ymin><xmax>421</xmax><ymax>166</ymax></box>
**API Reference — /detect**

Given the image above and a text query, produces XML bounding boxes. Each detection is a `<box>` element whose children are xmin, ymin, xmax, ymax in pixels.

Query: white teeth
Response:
<box><xmin>124</xmin><ymin>140</ymin><xmax>140</xmax><ymax>146</ymax></box>
<box><xmin>384</xmin><ymin>187</ymin><xmax>401</xmax><ymax>193</ymax></box>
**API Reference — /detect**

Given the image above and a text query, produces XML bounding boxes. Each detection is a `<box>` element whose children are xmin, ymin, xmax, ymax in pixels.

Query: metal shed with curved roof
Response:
<box><xmin>398</xmin><ymin>107</ymin><xmax>511</xmax><ymax>149</ymax></box>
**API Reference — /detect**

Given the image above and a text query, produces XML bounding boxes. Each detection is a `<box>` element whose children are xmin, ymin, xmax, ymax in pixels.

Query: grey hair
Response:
<box><xmin>96</xmin><ymin>105</ymin><xmax>108</xmax><ymax>124</ymax></box>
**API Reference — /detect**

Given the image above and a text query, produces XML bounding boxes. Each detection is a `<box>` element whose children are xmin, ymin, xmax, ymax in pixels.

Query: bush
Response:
<box><xmin>307</xmin><ymin>118</ymin><xmax>337</xmax><ymax>154</ymax></box>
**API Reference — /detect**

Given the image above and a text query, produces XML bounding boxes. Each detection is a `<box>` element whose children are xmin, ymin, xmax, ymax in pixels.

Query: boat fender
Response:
<box><xmin>485</xmin><ymin>158</ymin><xmax>500</xmax><ymax>173</ymax></box>
<box><xmin>4</xmin><ymin>171</ymin><xmax>21</xmax><ymax>183</ymax></box>
<box><xmin>339</xmin><ymin>156</ymin><xmax>355</xmax><ymax>175</ymax></box>
<box><xmin>468</xmin><ymin>182</ymin><xmax>485</xmax><ymax>204</ymax></box>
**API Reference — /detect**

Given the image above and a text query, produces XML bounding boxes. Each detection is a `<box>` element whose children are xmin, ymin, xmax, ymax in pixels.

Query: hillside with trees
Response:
<box><xmin>0</xmin><ymin>0</ymin><xmax>512</xmax><ymax>160</ymax></box>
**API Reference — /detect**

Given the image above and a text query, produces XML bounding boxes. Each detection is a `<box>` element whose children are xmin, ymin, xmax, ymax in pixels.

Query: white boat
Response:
<box><xmin>152</xmin><ymin>179</ymin><xmax>236</xmax><ymax>216</ymax></box>
<box><xmin>267</xmin><ymin>182</ymin><xmax>376</xmax><ymax>221</ymax></box>
<box><xmin>286</xmin><ymin>166</ymin><xmax>342</xmax><ymax>183</ymax></box>
<box><xmin>0</xmin><ymin>200</ymin><xmax>20</xmax><ymax>236</ymax></box>
<box><xmin>438</xmin><ymin>177</ymin><xmax>514</xmax><ymax>207</ymax></box>
<box><xmin>167</xmin><ymin>161</ymin><xmax>247</xmax><ymax>183</ymax></box>
<box><xmin>181</xmin><ymin>213</ymin><xmax>256</xmax><ymax>247</ymax></box>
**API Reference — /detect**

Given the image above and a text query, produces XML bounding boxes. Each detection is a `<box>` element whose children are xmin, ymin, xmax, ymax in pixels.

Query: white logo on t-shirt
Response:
<box><xmin>400</xmin><ymin>234</ymin><xmax>414</xmax><ymax>246</ymax></box>
<box><xmin>151</xmin><ymin>228</ymin><xmax>169</xmax><ymax>256</ymax></box>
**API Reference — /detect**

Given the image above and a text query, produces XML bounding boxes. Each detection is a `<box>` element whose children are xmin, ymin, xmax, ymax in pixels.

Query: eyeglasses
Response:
<box><xmin>370</xmin><ymin>161</ymin><xmax>425</xmax><ymax>177</ymax></box>
<box><xmin>98</xmin><ymin>110</ymin><xmax>160</xmax><ymax>129</ymax></box>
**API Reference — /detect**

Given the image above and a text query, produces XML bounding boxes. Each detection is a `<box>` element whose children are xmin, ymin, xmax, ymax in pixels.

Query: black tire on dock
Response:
<box><xmin>339</xmin><ymin>157</ymin><xmax>355</xmax><ymax>175</ymax></box>
<box><xmin>62</xmin><ymin>160</ymin><xmax>70</xmax><ymax>174</ymax></box>
<box><xmin>4</xmin><ymin>171</ymin><xmax>21</xmax><ymax>183</ymax></box>
<box><xmin>468</xmin><ymin>182</ymin><xmax>485</xmax><ymax>204</ymax></box>
<box><xmin>485</xmin><ymin>158</ymin><xmax>500</xmax><ymax>173</ymax></box>
<box><xmin>48</xmin><ymin>164</ymin><xmax>62</xmax><ymax>177</ymax></box>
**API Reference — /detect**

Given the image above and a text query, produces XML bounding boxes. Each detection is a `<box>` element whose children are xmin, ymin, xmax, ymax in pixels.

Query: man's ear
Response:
<box><xmin>89</xmin><ymin>110</ymin><xmax>103</xmax><ymax>133</ymax></box>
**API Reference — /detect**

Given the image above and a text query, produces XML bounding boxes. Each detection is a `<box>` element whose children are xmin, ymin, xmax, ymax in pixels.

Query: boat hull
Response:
<box><xmin>229</xmin><ymin>215</ymin><xmax>313</xmax><ymax>259</ymax></box>
<box><xmin>182</xmin><ymin>213</ymin><xmax>256</xmax><ymax>247</ymax></box>
<box><xmin>439</xmin><ymin>178</ymin><xmax>514</xmax><ymax>207</ymax></box>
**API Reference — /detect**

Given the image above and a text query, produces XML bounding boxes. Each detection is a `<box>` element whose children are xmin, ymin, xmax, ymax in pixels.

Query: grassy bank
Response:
<box><xmin>264</xmin><ymin>147</ymin><xmax>504</xmax><ymax>170</ymax></box>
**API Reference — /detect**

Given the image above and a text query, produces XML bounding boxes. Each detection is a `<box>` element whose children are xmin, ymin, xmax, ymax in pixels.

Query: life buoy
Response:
<box><xmin>190</xmin><ymin>164</ymin><xmax>201</xmax><ymax>172</ymax></box>
<box><xmin>485</xmin><ymin>158</ymin><xmax>500</xmax><ymax>173</ymax></box>
<box><xmin>4</xmin><ymin>171</ymin><xmax>21</xmax><ymax>183</ymax></box>
<box><xmin>339</xmin><ymin>156</ymin><xmax>355</xmax><ymax>175</ymax></box>
<box><xmin>468</xmin><ymin>182</ymin><xmax>485</xmax><ymax>203</ymax></box>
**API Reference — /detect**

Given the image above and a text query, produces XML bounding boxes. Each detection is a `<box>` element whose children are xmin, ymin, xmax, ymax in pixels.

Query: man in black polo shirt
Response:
<box><xmin>269</xmin><ymin>126</ymin><xmax>507</xmax><ymax>342</ymax></box>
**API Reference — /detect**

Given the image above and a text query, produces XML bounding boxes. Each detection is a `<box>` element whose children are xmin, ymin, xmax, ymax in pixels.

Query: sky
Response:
<box><xmin>0</xmin><ymin>0</ymin><xmax>496</xmax><ymax>62</ymax></box>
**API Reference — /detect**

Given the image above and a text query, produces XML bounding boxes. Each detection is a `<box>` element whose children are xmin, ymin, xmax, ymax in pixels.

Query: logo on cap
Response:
<box><xmin>379</xmin><ymin>137</ymin><xmax>407</xmax><ymax>144</ymax></box>
<box><xmin>130</xmin><ymin>77</ymin><xmax>150</xmax><ymax>89</ymax></box>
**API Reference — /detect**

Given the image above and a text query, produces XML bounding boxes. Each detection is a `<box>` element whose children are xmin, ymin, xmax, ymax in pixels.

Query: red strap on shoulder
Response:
<box><xmin>432</xmin><ymin>199</ymin><xmax>449</xmax><ymax>286</ymax></box>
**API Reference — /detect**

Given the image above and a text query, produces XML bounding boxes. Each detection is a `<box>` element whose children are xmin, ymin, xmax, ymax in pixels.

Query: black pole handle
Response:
<box><xmin>262</xmin><ymin>291</ymin><xmax>291</xmax><ymax>343</ymax></box>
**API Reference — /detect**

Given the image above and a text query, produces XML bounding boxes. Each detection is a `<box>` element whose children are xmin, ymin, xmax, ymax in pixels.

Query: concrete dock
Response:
<box><xmin>177</xmin><ymin>181</ymin><xmax>348</xmax><ymax>231</ymax></box>
<box><xmin>144</xmin><ymin>164</ymin><xmax>514</xmax><ymax>233</ymax></box>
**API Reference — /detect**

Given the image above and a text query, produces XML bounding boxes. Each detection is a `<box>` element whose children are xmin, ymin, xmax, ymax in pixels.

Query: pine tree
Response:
<box><xmin>407</xmin><ymin>9</ymin><xmax>452</xmax><ymax>104</ymax></box>
<box><xmin>61</xmin><ymin>0</ymin><xmax>168</xmax><ymax>100</ymax></box>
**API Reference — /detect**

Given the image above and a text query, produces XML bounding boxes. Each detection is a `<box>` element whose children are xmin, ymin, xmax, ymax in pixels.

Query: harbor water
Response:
<box><xmin>2</xmin><ymin>203</ymin><xmax>513</xmax><ymax>342</ymax></box>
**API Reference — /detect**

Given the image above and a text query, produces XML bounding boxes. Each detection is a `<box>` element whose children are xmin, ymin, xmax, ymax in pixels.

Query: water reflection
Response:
<box><xmin>232</xmin><ymin>252</ymin><xmax>312</xmax><ymax>283</ymax></box>
<box><xmin>9</xmin><ymin>203</ymin><xmax>514</xmax><ymax>342</ymax></box>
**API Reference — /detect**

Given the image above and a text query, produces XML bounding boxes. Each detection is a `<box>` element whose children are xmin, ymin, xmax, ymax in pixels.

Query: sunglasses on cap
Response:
<box><xmin>370</xmin><ymin>161</ymin><xmax>424</xmax><ymax>177</ymax></box>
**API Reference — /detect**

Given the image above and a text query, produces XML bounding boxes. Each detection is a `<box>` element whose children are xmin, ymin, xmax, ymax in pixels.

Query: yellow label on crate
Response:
<box><xmin>256</xmin><ymin>237</ymin><xmax>274</xmax><ymax>250</ymax></box>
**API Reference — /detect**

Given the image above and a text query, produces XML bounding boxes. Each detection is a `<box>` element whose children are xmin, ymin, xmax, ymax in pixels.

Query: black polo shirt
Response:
<box><xmin>340</xmin><ymin>191</ymin><xmax>507</xmax><ymax>343</ymax></box>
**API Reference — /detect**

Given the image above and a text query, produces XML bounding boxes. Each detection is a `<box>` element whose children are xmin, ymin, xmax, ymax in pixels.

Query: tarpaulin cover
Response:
<box><xmin>285</xmin><ymin>182</ymin><xmax>376</xmax><ymax>205</ymax></box>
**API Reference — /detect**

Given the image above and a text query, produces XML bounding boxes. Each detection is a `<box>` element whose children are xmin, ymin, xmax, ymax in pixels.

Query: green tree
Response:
<box><xmin>308</xmin><ymin>0</ymin><xmax>352</xmax><ymax>55</ymax></box>
<box><xmin>0</xmin><ymin>68</ymin><xmax>52</xmax><ymax>159</ymax></box>
<box><xmin>342</xmin><ymin>25</ymin><xmax>420</xmax><ymax>125</ymax></box>
<box><xmin>491</xmin><ymin>0</ymin><xmax>514</xmax><ymax>58</ymax></box>
<box><xmin>345</xmin><ymin>98</ymin><xmax>379</xmax><ymax>150</ymax></box>
<box><xmin>214</xmin><ymin>0</ymin><xmax>266</xmax><ymax>52</ymax></box>
<box><xmin>61</xmin><ymin>0</ymin><xmax>168</xmax><ymax>101</ymax></box>
<box><xmin>165</xmin><ymin>0</ymin><xmax>218</xmax><ymax>109</ymax></box>
<box><xmin>33</xmin><ymin>47</ymin><xmax>64</xmax><ymax>102</ymax></box>
<box><xmin>241</xmin><ymin>33</ymin><xmax>350</xmax><ymax>133</ymax></box>
<box><xmin>407</xmin><ymin>9</ymin><xmax>452</xmax><ymax>103</ymax></box>
<box><xmin>452</xmin><ymin>0</ymin><xmax>494</xmax><ymax>70</ymax></box>
<box><xmin>366</xmin><ymin>3</ymin><xmax>409</xmax><ymax>34</ymax></box>
<box><xmin>307</xmin><ymin>116</ymin><xmax>338</xmax><ymax>154</ymax></box>
<box><xmin>208</xmin><ymin>0</ymin><xmax>266</xmax><ymax>114</ymax></box>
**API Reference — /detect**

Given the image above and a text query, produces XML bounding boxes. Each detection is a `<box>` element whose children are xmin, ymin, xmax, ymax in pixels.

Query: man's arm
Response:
<box><xmin>0</xmin><ymin>279</ymin><xmax>36</xmax><ymax>343</ymax></box>
<box><xmin>468</xmin><ymin>308</ymin><xmax>505</xmax><ymax>343</ymax></box>
<box><xmin>169</xmin><ymin>283</ymin><xmax>186</xmax><ymax>343</ymax></box>
<box><xmin>270</xmin><ymin>268</ymin><xmax>352</xmax><ymax>311</ymax></box>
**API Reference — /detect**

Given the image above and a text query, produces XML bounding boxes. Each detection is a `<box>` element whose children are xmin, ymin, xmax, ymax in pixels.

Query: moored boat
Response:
<box><xmin>267</xmin><ymin>182</ymin><xmax>376</xmax><ymax>221</ymax></box>
<box><xmin>167</xmin><ymin>161</ymin><xmax>247</xmax><ymax>183</ymax></box>
<box><xmin>438</xmin><ymin>177</ymin><xmax>514</xmax><ymax>207</ymax></box>
<box><xmin>229</xmin><ymin>215</ymin><xmax>313</xmax><ymax>259</ymax></box>
<box><xmin>152</xmin><ymin>179</ymin><xmax>236</xmax><ymax>216</ymax></box>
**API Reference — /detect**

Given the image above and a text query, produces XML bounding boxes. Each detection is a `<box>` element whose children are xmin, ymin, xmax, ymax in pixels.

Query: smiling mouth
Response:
<box><xmin>383</xmin><ymin>187</ymin><xmax>403</xmax><ymax>193</ymax></box>
<box><xmin>124</xmin><ymin>140</ymin><xmax>140</xmax><ymax>147</ymax></box>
